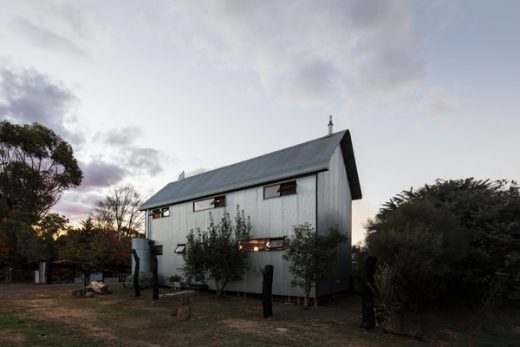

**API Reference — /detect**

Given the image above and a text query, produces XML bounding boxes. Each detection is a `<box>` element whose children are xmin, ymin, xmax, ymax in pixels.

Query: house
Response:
<box><xmin>138</xmin><ymin>123</ymin><xmax>361</xmax><ymax>298</ymax></box>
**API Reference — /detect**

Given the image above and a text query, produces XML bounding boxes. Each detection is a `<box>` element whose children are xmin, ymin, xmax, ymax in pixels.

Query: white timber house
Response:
<box><xmin>138</xmin><ymin>126</ymin><xmax>362</xmax><ymax>298</ymax></box>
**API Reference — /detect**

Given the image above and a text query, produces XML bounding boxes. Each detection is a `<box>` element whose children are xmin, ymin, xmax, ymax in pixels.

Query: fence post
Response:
<box><xmin>262</xmin><ymin>265</ymin><xmax>274</xmax><ymax>318</ymax></box>
<box><xmin>149</xmin><ymin>240</ymin><xmax>159</xmax><ymax>301</ymax></box>
<box><xmin>360</xmin><ymin>256</ymin><xmax>377</xmax><ymax>329</ymax></box>
<box><xmin>132</xmin><ymin>249</ymin><xmax>140</xmax><ymax>297</ymax></box>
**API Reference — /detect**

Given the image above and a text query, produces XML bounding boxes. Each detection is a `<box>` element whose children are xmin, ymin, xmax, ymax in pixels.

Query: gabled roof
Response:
<box><xmin>140</xmin><ymin>130</ymin><xmax>361</xmax><ymax>210</ymax></box>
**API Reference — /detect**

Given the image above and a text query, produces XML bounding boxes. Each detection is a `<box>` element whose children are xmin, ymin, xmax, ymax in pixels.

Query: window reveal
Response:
<box><xmin>151</xmin><ymin>207</ymin><xmax>170</xmax><ymax>219</ymax></box>
<box><xmin>193</xmin><ymin>195</ymin><xmax>226</xmax><ymax>212</ymax></box>
<box><xmin>174</xmin><ymin>244</ymin><xmax>186</xmax><ymax>254</ymax></box>
<box><xmin>264</xmin><ymin>181</ymin><xmax>297</xmax><ymax>199</ymax></box>
<box><xmin>238</xmin><ymin>237</ymin><xmax>285</xmax><ymax>252</ymax></box>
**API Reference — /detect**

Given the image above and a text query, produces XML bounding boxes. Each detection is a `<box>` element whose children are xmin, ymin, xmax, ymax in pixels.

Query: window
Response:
<box><xmin>151</xmin><ymin>207</ymin><xmax>170</xmax><ymax>219</ymax></box>
<box><xmin>238</xmin><ymin>237</ymin><xmax>286</xmax><ymax>252</ymax></box>
<box><xmin>174</xmin><ymin>244</ymin><xmax>186</xmax><ymax>254</ymax></box>
<box><xmin>268</xmin><ymin>238</ymin><xmax>285</xmax><ymax>250</ymax></box>
<box><xmin>193</xmin><ymin>195</ymin><xmax>226</xmax><ymax>212</ymax></box>
<box><xmin>264</xmin><ymin>181</ymin><xmax>297</xmax><ymax>199</ymax></box>
<box><xmin>154</xmin><ymin>245</ymin><xmax>163</xmax><ymax>255</ymax></box>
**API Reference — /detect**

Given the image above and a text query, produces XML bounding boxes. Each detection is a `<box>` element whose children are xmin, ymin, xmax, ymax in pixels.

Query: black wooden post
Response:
<box><xmin>46</xmin><ymin>260</ymin><xmax>53</xmax><ymax>284</ymax></box>
<box><xmin>82</xmin><ymin>264</ymin><xmax>91</xmax><ymax>296</ymax></box>
<box><xmin>149</xmin><ymin>240</ymin><xmax>159</xmax><ymax>301</ymax></box>
<box><xmin>132</xmin><ymin>249</ymin><xmax>140</xmax><ymax>297</ymax></box>
<box><xmin>360</xmin><ymin>256</ymin><xmax>377</xmax><ymax>329</ymax></box>
<box><xmin>262</xmin><ymin>265</ymin><xmax>274</xmax><ymax>318</ymax></box>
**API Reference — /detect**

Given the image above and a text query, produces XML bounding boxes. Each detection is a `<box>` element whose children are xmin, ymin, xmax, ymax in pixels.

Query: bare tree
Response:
<box><xmin>93</xmin><ymin>185</ymin><xmax>144</xmax><ymax>238</ymax></box>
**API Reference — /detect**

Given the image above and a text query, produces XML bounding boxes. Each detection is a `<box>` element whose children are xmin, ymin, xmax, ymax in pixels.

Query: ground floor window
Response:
<box><xmin>238</xmin><ymin>237</ymin><xmax>285</xmax><ymax>252</ymax></box>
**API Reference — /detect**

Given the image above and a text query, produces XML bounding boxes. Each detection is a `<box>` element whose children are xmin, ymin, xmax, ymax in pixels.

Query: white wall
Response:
<box><xmin>316</xmin><ymin>145</ymin><xmax>352</xmax><ymax>296</ymax></box>
<box><xmin>147</xmin><ymin>174</ymin><xmax>316</xmax><ymax>297</ymax></box>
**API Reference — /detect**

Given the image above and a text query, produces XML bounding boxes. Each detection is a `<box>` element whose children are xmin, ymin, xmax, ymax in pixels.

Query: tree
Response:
<box><xmin>283</xmin><ymin>223</ymin><xmax>347</xmax><ymax>307</ymax></box>
<box><xmin>182</xmin><ymin>207</ymin><xmax>251</xmax><ymax>296</ymax></box>
<box><xmin>58</xmin><ymin>216</ymin><xmax>131</xmax><ymax>271</ymax></box>
<box><xmin>367</xmin><ymin>178</ymin><xmax>520</xmax><ymax>306</ymax></box>
<box><xmin>0</xmin><ymin>121</ymin><xmax>82</xmax><ymax>218</ymax></box>
<box><xmin>93</xmin><ymin>185</ymin><xmax>144</xmax><ymax>238</ymax></box>
<box><xmin>34</xmin><ymin>213</ymin><xmax>68</xmax><ymax>283</ymax></box>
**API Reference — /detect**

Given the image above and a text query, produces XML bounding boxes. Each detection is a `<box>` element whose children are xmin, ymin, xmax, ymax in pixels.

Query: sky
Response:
<box><xmin>0</xmin><ymin>0</ymin><xmax>518</xmax><ymax>244</ymax></box>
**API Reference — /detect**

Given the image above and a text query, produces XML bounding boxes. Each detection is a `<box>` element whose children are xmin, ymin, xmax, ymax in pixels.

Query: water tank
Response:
<box><xmin>131</xmin><ymin>238</ymin><xmax>151</xmax><ymax>274</ymax></box>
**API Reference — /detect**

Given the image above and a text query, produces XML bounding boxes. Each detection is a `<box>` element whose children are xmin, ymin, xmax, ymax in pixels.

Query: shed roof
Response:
<box><xmin>140</xmin><ymin>130</ymin><xmax>361</xmax><ymax>210</ymax></box>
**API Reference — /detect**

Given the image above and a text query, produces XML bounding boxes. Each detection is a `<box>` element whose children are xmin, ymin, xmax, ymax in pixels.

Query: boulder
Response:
<box><xmin>90</xmin><ymin>281</ymin><xmax>110</xmax><ymax>295</ymax></box>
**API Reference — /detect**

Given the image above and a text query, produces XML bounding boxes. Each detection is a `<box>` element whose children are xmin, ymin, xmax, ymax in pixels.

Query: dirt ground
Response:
<box><xmin>0</xmin><ymin>283</ymin><xmax>518</xmax><ymax>346</ymax></box>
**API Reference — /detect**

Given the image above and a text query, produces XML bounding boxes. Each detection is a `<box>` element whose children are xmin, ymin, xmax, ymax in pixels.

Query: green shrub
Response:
<box><xmin>367</xmin><ymin>178</ymin><xmax>520</xmax><ymax>307</ymax></box>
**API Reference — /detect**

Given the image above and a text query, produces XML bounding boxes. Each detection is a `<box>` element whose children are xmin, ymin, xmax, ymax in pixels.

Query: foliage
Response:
<box><xmin>283</xmin><ymin>223</ymin><xmax>347</xmax><ymax>306</ymax></box>
<box><xmin>169</xmin><ymin>274</ymin><xmax>182</xmax><ymax>282</ymax></box>
<box><xmin>0</xmin><ymin>121</ymin><xmax>81</xmax><ymax>272</ymax></box>
<box><xmin>58</xmin><ymin>217</ymin><xmax>131</xmax><ymax>270</ymax></box>
<box><xmin>182</xmin><ymin>206</ymin><xmax>251</xmax><ymax>295</ymax></box>
<box><xmin>35</xmin><ymin>213</ymin><xmax>68</xmax><ymax>262</ymax></box>
<box><xmin>366</xmin><ymin>198</ymin><xmax>465</xmax><ymax>310</ymax></box>
<box><xmin>125</xmin><ymin>271</ymin><xmax>153</xmax><ymax>289</ymax></box>
<box><xmin>92</xmin><ymin>185</ymin><xmax>144</xmax><ymax>238</ymax></box>
<box><xmin>374</xmin><ymin>264</ymin><xmax>399</xmax><ymax>323</ymax></box>
<box><xmin>0</xmin><ymin>121</ymin><xmax>82</xmax><ymax>218</ymax></box>
<box><xmin>367</xmin><ymin>178</ymin><xmax>520</xmax><ymax>307</ymax></box>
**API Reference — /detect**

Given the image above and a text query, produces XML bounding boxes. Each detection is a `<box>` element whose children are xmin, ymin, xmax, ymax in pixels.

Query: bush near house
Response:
<box><xmin>283</xmin><ymin>223</ymin><xmax>347</xmax><ymax>307</ymax></box>
<box><xmin>182</xmin><ymin>206</ymin><xmax>251</xmax><ymax>296</ymax></box>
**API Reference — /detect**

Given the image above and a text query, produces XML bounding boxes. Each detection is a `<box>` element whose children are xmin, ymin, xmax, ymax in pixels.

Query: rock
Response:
<box><xmin>176</xmin><ymin>305</ymin><xmax>191</xmax><ymax>321</ymax></box>
<box><xmin>275</xmin><ymin>328</ymin><xmax>288</xmax><ymax>333</ymax></box>
<box><xmin>90</xmin><ymin>281</ymin><xmax>110</xmax><ymax>294</ymax></box>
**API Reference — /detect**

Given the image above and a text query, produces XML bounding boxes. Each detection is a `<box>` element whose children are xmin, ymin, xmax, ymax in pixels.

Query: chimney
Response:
<box><xmin>178</xmin><ymin>171</ymin><xmax>185</xmax><ymax>181</ymax></box>
<box><xmin>328</xmin><ymin>115</ymin><xmax>334</xmax><ymax>135</ymax></box>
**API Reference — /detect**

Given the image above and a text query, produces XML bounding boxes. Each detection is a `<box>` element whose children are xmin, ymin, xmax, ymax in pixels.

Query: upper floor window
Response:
<box><xmin>193</xmin><ymin>195</ymin><xmax>226</xmax><ymax>212</ymax></box>
<box><xmin>264</xmin><ymin>180</ymin><xmax>297</xmax><ymax>199</ymax></box>
<box><xmin>151</xmin><ymin>207</ymin><xmax>170</xmax><ymax>219</ymax></box>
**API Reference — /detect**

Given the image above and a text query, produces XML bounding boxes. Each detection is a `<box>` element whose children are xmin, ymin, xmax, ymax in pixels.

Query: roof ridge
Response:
<box><xmin>173</xmin><ymin>130</ymin><xmax>346</xmax><ymax>184</ymax></box>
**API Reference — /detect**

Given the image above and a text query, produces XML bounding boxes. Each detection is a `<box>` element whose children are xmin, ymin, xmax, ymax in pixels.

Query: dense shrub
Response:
<box><xmin>182</xmin><ymin>206</ymin><xmax>251</xmax><ymax>296</ymax></box>
<box><xmin>367</xmin><ymin>178</ymin><xmax>520</xmax><ymax>308</ymax></box>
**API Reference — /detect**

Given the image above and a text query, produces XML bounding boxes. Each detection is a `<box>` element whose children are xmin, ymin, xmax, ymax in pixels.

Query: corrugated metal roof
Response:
<box><xmin>140</xmin><ymin>130</ymin><xmax>361</xmax><ymax>210</ymax></box>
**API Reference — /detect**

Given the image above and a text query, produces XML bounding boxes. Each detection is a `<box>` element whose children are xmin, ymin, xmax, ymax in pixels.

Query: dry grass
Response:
<box><xmin>0</xmin><ymin>283</ymin><xmax>518</xmax><ymax>346</ymax></box>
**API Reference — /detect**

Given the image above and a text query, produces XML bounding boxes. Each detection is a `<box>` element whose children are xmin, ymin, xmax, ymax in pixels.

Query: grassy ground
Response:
<box><xmin>0</xmin><ymin>283</ymin><xmax>518</xmax><ymax>346</ymax></box>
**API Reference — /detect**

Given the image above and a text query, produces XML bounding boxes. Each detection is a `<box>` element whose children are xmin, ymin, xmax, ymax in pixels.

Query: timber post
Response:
<box><xmin>262</xmin><ymin>265</ymin><xmax>274</xmax><ymax>318</ymax></box>
<box><xmin>149</xmin><ymin>240</ymin><xmax>159</xmax><ymax>300</ymax></box>
<box><xmin>360</xmin><ymin>256</ymin><xmax>377</xmax><ymax>329</ymax></box>
<box><xmin>132</xmin><ymin>249</ymin><xmax>140</xmax><ymax>297</ymax></box>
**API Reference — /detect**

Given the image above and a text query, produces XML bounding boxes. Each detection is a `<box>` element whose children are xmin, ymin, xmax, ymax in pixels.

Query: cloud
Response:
<box><xmin>99</xmin><ymin>126</ymin><xmax>142</xmax><ymax>146</ymax></box>
<box><xmin>80</xmin><ymin>161</ymin><xmax>127</xmax><ymax>189</ymax></box>
<box><xmin>157</xmin><ymin>0</ymin><xmax>426</xmax><ymax>107</ymax></box>
<box><xmin>14</xmin><ymin>17</ymin><xmax>89</xmax><ymax>59</ymax></box>
<box><xmin>51</xmin><ymin>190</ymin><xmax>104</xmax><ymax>224</ymax></box>
<box><xmin>0</xmin><ymin>64</ymin><xmax>84</xmax><ymax>143</ymax></box>
<box><xmin>185</xmin><ymin>168</ymin><xmax>207</xmax><ymax>178</ymax></box>
<box><xmin>125</xmin><ymin>147</ymin><xmax>163</xmax><ymax>176</ymax></box>
<box><xmin>11</xmin><ymin>1</ymin><xmax>112</xmax><ymax>58</ymax></box>
<box><xmin>96</xmin><ymin>128</ymin><xmax>164</xmax><ymax>176</ymax></box>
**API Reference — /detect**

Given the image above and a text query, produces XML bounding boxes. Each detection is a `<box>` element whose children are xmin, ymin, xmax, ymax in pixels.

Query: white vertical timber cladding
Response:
<box><xmin>147</xmin><ymin>175</ymin><xmax>316</xmax><ymax>297</ymax></box>
<box><xmin>317</xmin><ymin>145</ymin><xmax>352</xmax><ymax>296</ymax></box>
